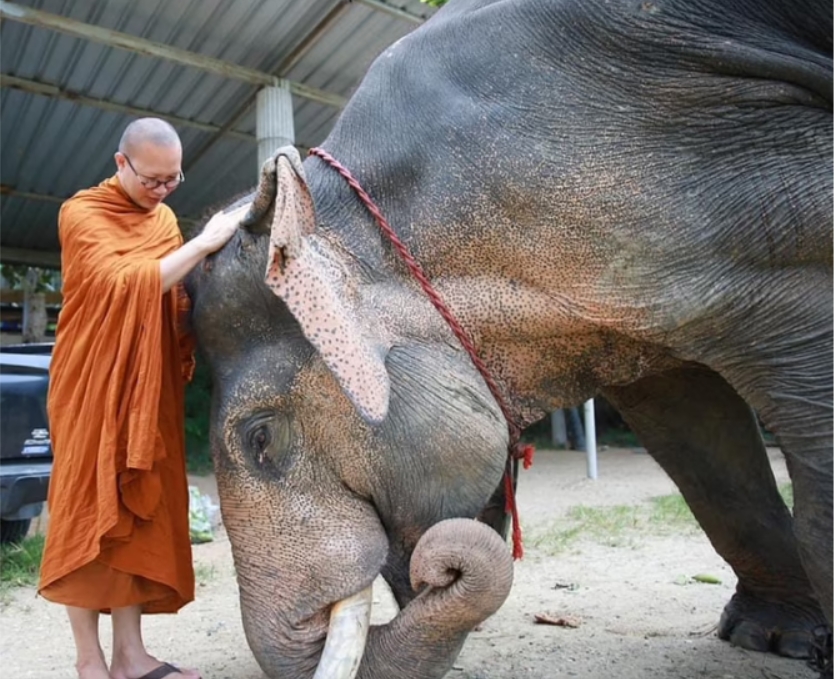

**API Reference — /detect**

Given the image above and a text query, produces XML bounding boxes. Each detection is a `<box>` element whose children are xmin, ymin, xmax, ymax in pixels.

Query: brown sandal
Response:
<box><xmin>136</xmin><ymin>662</ymin><xmax>183</xmax><ymax>679</ymax></box>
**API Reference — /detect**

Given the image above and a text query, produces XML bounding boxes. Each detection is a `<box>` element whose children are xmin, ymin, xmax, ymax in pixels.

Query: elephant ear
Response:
<box><xmin>260</xmin><ymin>147</ymin><xmax>391</xmax><ymax>425</ymax></box>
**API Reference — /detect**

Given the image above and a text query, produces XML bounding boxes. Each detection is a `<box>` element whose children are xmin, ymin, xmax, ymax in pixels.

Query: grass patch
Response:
<box><xmin>194</xmin><ymin>562</ymin><xmax>217</xmax><ymax>586</ymax></box>
<box><xmin>529</xmin><ymin>493</ymin><xmax>699</xmax><ymax>556</ymax></box>
<box><xmin>530</xmin><ymin>483</ymin><xmax>796</xmax><ymax>556</ymax></box>
<box><xmin>0</xmin><ymin>534</ymin><xmax>44</xmax><ymax>602</ymax></box>
<box><xmin>647</xmin><ymin>493</ymin><xmax>697</xmax><ymax>527</ymax></box>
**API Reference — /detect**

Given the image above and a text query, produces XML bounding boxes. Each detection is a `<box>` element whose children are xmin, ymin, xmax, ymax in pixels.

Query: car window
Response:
<box><xmin>1</xmin><ymin>391</ymin><xmax>49</xmax><ymax>460</ymax></box>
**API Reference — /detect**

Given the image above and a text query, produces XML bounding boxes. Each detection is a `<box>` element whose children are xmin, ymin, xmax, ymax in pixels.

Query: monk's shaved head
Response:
<box><xmin>115</xmin><ymin>117</ymin><xmax>183</xmax><ymax>210</ymax></box>
<box><xmin>118</xmin><ymin>118</ymin><xmax>181</xmax><ymax>155</ymax></box>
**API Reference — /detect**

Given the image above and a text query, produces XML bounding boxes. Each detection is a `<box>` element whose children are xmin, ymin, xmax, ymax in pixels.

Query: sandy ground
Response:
<box><xmin>1</xmin><ymin>446</ymin><xmax>817</xmax><ymax>679</ymax></box>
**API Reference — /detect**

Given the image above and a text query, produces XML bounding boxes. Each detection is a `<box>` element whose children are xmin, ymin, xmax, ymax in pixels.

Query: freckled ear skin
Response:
<box><xmin>261</xmin><ymin>148</ymin><xmax>391</xmax><ymax>425</ymax></box>
<box><xmin>240</xmin><ymin>146</ymin><xmax>308</xmax><ymax>236</ymax></box>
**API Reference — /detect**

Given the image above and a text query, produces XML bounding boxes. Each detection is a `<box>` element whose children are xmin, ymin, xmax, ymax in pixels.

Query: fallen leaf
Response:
<box><xmin>534</xmin><ymin>613</ymin><xmax>581</xmax><ymax>628</ymax></box>
<box><xmin>691</xmin><ymin>573</ymin><xmax>722</xmax><ymax>585</ymax></box>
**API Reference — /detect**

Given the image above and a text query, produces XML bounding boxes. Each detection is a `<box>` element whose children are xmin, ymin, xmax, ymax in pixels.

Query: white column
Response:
<box><xmin>584</xmin><ymin>399</ymin><xmax>598</xmax><ymax>479</ymax></box>
<box><xmin>256</xmin><ymin>82</ymin><xmax>294</xmax><ymax>172</ymax></box>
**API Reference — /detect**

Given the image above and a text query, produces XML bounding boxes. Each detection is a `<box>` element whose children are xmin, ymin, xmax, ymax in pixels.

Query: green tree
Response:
<box><xmin>184</xmin><ymin>354</ymin><xmax>215</xmax><ymax>474</ymax></box>
<box><xmin>0</xmin><ymin>264</ymin><xmax>58</xmax><ymax>293</ymax></box>
<box><xmin>0</xmin><ymin>265</ymin><xmax>60</xmax><ymax>343</ymax></box>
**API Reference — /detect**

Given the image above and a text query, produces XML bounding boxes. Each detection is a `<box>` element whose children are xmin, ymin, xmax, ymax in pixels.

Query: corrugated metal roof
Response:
<box><xmin>0</xmin><ymin>0</ymin><xmax>436</xmax><ymax>265</ymax></box>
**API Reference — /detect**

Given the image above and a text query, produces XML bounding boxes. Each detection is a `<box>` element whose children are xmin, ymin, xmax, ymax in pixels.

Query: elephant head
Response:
<box><xmin>188</xmin><ymin>147</ymin><xmax>515</xmax><ymax>678</ymax></box>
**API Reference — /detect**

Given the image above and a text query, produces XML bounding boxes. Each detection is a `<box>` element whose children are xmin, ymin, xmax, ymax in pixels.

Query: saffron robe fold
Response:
<box><xmin>38</xmin><ymin>175</ymin><xmax>196</xmax><ymax>614</ymax></box>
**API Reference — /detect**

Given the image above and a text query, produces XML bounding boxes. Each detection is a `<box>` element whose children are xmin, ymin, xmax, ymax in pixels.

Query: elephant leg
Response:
<box><xmin>746</xmin><ymin>366</ymin><xmax>833</xmax><ymax>624</ymax></box>
<box><xmin>603</xmin><ymin>364</ymin><xmax>826</xmax><ymax>658</ymax></box>
<box><xmin>729</xmin><ymin>333</ymin><xmax>833</xmax><ymax>675</ymax></box>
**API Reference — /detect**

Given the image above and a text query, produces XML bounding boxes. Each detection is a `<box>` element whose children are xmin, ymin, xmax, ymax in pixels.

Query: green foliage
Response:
<box><xmin>0</xmin><ymin>534</ymin><xmax>44</xmax><ymax>602</ymax></box>
<box><xmin>185</xmin><ymin>354</ymin><xmax>214</xmax><ymax>474</ymax></box>
<box><xmin>0</xmin><ymin>265</ymin><xmax>58</xmax><ymax>293</ymax></box>
<box><xmin>521</xmin><ymin>417</ymin><xmax>553</xmax><ymax>447</ymax></box>
<box><xmin>420</xmin><ymin>0</ymin><xmax>447</xmax><ymax>5</ymax></box>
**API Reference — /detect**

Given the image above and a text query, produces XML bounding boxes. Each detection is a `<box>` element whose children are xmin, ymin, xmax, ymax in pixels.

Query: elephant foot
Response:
<box><xmin>718</xmin><ymin>589</ymin><xmax>827</xmax><ymax>659</ymax></box>
<box><xmin>808</xmin><ymin>625</ymin><xmax>833</xmax><ymax>679</ymax></box>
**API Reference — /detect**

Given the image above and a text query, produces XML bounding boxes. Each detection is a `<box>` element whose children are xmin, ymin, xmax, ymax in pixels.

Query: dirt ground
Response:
<box><xmin>1</xmin><ymin>446</ymin><xmax>817</xmax><ymax>679</ymax></box>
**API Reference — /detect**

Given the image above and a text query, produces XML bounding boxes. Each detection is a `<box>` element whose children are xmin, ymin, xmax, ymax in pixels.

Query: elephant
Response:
<box><xmin>185</xmin><ymin>0</ymin><xmax>832</xmax><ymax>676</ymax></box>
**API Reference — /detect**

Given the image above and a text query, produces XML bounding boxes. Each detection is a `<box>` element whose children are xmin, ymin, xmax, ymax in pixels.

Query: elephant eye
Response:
<box><xmin>241</xmin><ymin>412</ymin><xmax>293</xmax><ymax>473</ymax></box>
<box><xmin>248</xmin><ymin>426</ymin><xmax>271</xmax><ymax>461</ymax></box>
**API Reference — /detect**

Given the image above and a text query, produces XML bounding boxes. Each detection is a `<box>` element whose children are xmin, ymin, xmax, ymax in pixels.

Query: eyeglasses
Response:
<box><xmin>123</xmin><ymin>153</ymin><xmax>185</xmax><ymax>190</ymax></box>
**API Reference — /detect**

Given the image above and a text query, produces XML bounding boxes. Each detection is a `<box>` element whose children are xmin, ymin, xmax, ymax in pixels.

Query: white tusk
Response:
<box><xmin>312</xmin><ymin>585</ymin><xmax>373</xmax><ymax>679</ymax></box>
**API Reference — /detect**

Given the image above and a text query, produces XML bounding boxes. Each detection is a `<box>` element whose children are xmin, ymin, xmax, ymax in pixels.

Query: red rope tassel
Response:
<box><xmin>518</xmin><ymin>443</ymin><xmax>535</xmax><ymax>470</ymax></box>
<box><xmin>505</xmin><ymin>441</ymin><xmax>535</xmax><ymax>560</ymax></box>
<box><xmin>503</xmin><ymin>468</ymin><xmax>523</xmax><ymax>560</ymax></box>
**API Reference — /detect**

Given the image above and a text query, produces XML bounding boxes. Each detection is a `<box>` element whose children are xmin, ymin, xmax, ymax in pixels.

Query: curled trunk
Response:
<box><xmin>355</xmin><ymin>518</ymin><xmax>514</xmax><ymax>679</ymax></box>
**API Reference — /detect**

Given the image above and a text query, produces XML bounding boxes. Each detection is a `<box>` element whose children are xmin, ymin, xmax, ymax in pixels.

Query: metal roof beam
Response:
<box><xmin>184</xmin><ymin>0</ymin><xmax>351</xmax><ymax>173</ymax></box>
<box><xmin>279</xmin><ymin>1</ymin><xmax>353</xmax><ymax>75</ymax></box>
<box><xmin>1</xmin><ymin>184</ymin><xmax>199</xmax><ymax>228</ymax></box>
<box><xmin>0</xmin><ymin>247</ymin><xmax>61</xmax><ymax>269</ymax></box>
<box><xmin>0</xmin><ymin>184</ymin><xmax>65</xmax><ymax>205</ymax></box>
<box><xmin>0</xmin><ymin>1</ymin><xmax>347</xmax><ymax>109</ymax></box>
<box><xmin>354</xmin><ymin>0</ymin><xmax>426</xmax><ymax>24</ymax></box>
<box><xmin>0</xmin><ymin>74</ymin><xmax>256</xmax><ymax>142</ymax></box>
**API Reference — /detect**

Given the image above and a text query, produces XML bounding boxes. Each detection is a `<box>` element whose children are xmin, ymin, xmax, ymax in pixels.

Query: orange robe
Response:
<box><xmin>39</xmin><ymin>175</ymin><xmax>196</xmax><ymax>614</ymax></box>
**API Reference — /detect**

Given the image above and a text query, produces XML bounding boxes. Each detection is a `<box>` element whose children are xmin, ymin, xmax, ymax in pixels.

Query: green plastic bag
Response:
<box><xmin>188</xmin><ymin>485</ymin><xmax>215</xmax><ymax>544</ymax></box>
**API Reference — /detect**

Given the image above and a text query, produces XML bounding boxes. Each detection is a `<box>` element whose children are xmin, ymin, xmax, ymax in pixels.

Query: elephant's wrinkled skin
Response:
<box><xmin>186</xmin><ymin>0</ymin><xmax>832</xmax><ymax>676</ymax></box>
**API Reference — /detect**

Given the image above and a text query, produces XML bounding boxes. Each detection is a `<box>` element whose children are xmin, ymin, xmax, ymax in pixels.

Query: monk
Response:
<box><xmin>38</xmin><ymin>117</ymin><xmax>248</xmax><ymax>679</ymax></box>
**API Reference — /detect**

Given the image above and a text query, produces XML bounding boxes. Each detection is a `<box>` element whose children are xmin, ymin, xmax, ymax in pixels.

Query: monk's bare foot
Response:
<box><xmin>76</xmin><ymin>657</ymin><xmax>111</xmax><ymax>679</ymax></box>
<box><xmin>109</xmin><ymin>654</ymin><xmax>201</xmax><ymax>679</ymax></box>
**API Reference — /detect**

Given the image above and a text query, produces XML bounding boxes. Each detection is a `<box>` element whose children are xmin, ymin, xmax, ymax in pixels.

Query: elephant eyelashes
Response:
<box><xmin>241</xmin><ymin>412</ymin><xmax>293</xmax><ymax>473</ymax></box>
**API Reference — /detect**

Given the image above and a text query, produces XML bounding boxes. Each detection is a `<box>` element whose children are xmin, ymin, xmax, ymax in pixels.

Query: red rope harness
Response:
<box><xmin>309</xmin><ymin>146</ymin><xmax>534</xmax><ymax>559</ymax></box>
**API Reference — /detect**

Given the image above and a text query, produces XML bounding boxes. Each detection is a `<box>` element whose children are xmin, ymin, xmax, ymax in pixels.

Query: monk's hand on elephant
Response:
<box><xmin>195</xmin><ymin>203</ymin><xmax>251</xmax><ymax>254</ymax></box>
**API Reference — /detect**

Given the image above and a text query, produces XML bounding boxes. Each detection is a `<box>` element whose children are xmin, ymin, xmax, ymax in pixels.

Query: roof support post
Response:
<box><xmin>256</xmin><ymin>82</ymin><xmax>295</xmax><ymax>175</ymax></box>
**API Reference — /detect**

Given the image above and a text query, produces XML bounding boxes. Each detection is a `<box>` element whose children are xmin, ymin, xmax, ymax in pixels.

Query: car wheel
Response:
<box><xmin>0</xmin><ymin>518</ymin><xmax>32</xmax><ymax>545</ymax></box>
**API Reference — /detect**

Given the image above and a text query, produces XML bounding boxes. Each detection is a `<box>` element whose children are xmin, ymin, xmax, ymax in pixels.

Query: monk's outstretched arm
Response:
<box><xmin>160</xmin><ymin>204</ymin><xmax>249</xmax><ymax>293</ymax></box>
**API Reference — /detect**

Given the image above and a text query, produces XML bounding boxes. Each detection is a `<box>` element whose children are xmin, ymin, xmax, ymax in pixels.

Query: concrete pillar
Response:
<box><xmin>256</xmin><ymin>82</ymin><xmax>294</xmax><ymax>172</ymax></box>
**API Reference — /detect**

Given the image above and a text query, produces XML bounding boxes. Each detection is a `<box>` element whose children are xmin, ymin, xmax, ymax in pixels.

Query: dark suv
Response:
<box><xmin>0</xmin><ymin>343</ymin><xmax>53</xmax><ymax>544</ymax></box>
